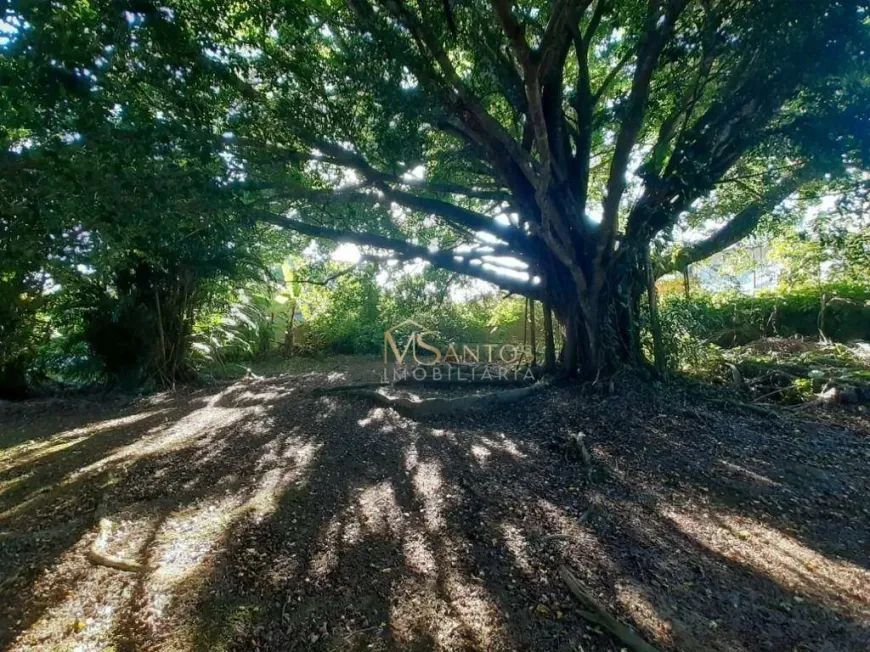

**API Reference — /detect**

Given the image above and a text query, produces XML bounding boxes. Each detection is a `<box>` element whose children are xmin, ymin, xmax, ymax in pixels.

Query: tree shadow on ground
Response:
<box><xmin>0</xmin><ymin>385</ymin><xmax>277</xmax><ymax>648</ymax></box>
<box><xmin>177</xmin><ymin>376</ymin><xmax>869</xmax><ymax>651</ymax></box>
<box><xmin>575</xmin><ymin>385</ymin><xmax>870</xmax><ymax>571</ymax></box>
<box><xmin>1</xmin><ymin>372</ymin><xmax>868</xmax><ymax>651</ymax></box>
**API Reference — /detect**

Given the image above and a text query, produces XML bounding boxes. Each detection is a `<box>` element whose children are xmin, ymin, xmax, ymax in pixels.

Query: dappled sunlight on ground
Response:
<box><xmin>613</xmin><ymin>581</ymin><xmax>676</xmax><ymax>647</ymax></box>
<box><xmin>500</xmin><ymin>522</ymin><xmax>534</xmax><ymax>576</ymax></box>
<box><xmin>0</xmin><ymin>408</ymin><xmax>170</xmax><ymax>476</ymax></box>
<box><xmin>0</xmin><ymin>379</ymin><xmax>328</xmax><ymax>651</ymax></box>
<box><xmin>666</xmin><ymin>508</ymin><xmax>870</xmax><ymax>617</ymax></box>
<box><xmin>2</xmin><ymin>363</ymin><xmax>869</xmax><ymax>651</ymax></box>
<box><xmin>412</xmin><ymin>461</ymin><xmax>447</xmax><ymax>532</ymax></box>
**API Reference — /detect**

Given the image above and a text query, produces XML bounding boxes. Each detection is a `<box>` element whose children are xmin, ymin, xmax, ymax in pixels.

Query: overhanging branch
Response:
<box><xmin>257</xmin><ymin>138</ymin><xmax>527</xmax><ymax>250</ymax></box>
<box><xmin>657</xmin><ymin>165</ymin><xmax>816</xmax><ymax>276</ymax></box>
<box><xmin>253</xmin><ymin>210</ymin><xmax>542</xmax><ymax>298</ymax></box>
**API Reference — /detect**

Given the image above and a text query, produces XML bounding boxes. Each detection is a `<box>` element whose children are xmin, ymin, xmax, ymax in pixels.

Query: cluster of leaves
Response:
<box><xmin>298</xmin><ymin>268</ymin><xmax>533</xmax><ymax>357</ymax></box>
<box><xmin>0</xmin><ymin>0</ymin><xmax>291</xmax><ymax>395</ymax></box>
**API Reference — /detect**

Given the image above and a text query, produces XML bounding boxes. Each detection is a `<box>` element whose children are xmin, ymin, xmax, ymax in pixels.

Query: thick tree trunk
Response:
<box><xmin>547</xmin><ymin>256</ymin><xmax>647</xmax><ymax>380</ymax></box>
<box><xmin>558</xmin><ymin>309</ymin><xmax>580</xmax><ymax>375</ymax></box>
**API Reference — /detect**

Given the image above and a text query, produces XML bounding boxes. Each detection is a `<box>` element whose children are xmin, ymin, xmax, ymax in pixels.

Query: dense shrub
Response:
<box><xmin>659</xmin><ymin>283</ymin><xmax>870</xmax><ymax>367</ymax></box>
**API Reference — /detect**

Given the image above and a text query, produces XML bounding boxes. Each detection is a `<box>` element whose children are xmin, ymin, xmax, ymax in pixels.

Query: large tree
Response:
<box><xmin>1</xmin><ymin>1</ymin><xmax>278</xmax><ymax>389</ymax></box>
<box><xmin>5</xmin><ymin>0</ymin><xmax>870</xmax><ymax>377</ymax></box>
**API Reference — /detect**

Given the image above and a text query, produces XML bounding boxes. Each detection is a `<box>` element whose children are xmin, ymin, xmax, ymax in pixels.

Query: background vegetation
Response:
<box><xmin>1</xmin><ymin>0</ymin><xmax>868</xmax><ymax>398</ymax></box>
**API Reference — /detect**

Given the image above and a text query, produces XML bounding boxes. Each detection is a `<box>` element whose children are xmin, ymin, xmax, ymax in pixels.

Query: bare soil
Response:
<box><xmin>1</xmin><ymin>358</ymin><xmax>868</xmax><ymax>651</ymax></box>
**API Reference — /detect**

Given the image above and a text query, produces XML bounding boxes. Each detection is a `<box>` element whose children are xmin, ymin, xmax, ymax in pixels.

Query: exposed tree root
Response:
<box><xmin>560</xmin><ymin>566</ymin><xmax>662</xmax><ymax>652</ymax></box>
<box><xmin>87</xmin><ymin>537</ymin><xmax>145</xmax><ymax>573</ymax></box>
<box><xmin>316</xmin><ymin>378</ymin><xmax>532</xmax><ymax>395</ymax></box>
<box><xmin>541</xmin><ymin>508</ymin><xmax>593</xmax><ymax>543</ymax></box>
<box><xmin>711</xmin><ymin>397</ymin><xmax>779</xmax><ymax>419</ymax></box>
<box><xmin>725</xmin><ymin>362</ymin><xmax>747</xmax><ymax>392</ymax></box>
<box><xmin>87</xmin><ymin>492</ymin><xmax>145</xmax><ymax>573</ymax></box>
<box><xmin>344</xmin><ymin>379</ymin><xmax>551</xmax><ymax>417</ymax></box>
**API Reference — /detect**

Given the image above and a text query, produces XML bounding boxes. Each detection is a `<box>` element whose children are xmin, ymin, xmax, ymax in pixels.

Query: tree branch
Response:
<box><xmin>253</xmin><ymin>210</ymin><xmax>542</xmax><ymax>297</ymax></box>
<box><xmin>598</xmin><ymin>0</ymin><xmax>688</xmax><ymax>269</ymax></box>
<box><xmin>538</xmin><ymin>0</ymin><xmax>591</xmax><ymax>85</ymax></box>
<box><xmin>490</xmin><ymin>0</ymin><xmax>553</xmax><ymax>185</ymax></box>
<box><xmin>380</xmin><ymin>0</ymin><xmax>537</xmax><ymax>183</ymax></box>
<box><xmin>266</xmin><ymin>138</ymin><xmax>527</xmax><ymax>249</ymax></box>
<box><xmin>592</xmin><ymin>47</ymin><xmax>633</xmax><ymax>104</ymax></box>
<box><xmin>658</xmin><ymin>165</ymin><xmax>816</xmax><ymax>276</ymax></box>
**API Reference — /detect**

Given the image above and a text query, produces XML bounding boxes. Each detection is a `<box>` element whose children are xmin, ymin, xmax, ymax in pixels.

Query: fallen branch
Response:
<box><xmin>560</xmin><ymin>566</ymin><xmax>662</xmax><ymax>652</ymax></box>
<box><xmin>711</xmin><ymin>397</ymin><xmax>779</xmax><ymax>419</ymax></box>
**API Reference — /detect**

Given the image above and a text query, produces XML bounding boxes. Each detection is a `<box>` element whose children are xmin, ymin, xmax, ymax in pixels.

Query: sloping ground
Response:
<box><xmin>0</xmin><ymin>361</ymin><xmax>868</xmax><ymax>652</ymax></box>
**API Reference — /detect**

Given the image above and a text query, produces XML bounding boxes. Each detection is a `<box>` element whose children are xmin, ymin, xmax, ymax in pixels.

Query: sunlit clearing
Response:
<box><xmin>4</xmin><ymin>379</ymin><xmax>329</xmax><ymax>651</ymax></box>
<box><xmin>72</xmin><ymin>387</ymin><xmax>259</xmax><ymax>481</ymax></box>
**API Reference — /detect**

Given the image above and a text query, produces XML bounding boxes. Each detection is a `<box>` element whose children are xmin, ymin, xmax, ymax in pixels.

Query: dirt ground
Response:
<box><xmin>1</xmin><ymin>358</ymin><xmax>868</xmax><ymax>652</ymax></box>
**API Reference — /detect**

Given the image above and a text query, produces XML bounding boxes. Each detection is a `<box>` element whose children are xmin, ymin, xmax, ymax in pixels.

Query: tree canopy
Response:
<box><xmin>3</xmin><ymin>0</ymin><xmax>870</xmax><ymax>378</ymax></box>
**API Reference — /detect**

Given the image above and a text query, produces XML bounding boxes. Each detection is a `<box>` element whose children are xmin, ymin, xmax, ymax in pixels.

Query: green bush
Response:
<box><xmin>659</xmin><ymin>282</ymin><xmax>870</xmax><ymax>364</ymax></box>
